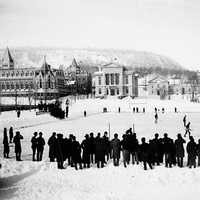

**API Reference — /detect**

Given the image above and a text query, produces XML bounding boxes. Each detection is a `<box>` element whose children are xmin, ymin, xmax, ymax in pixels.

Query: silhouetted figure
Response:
<box><xmin>37</xmin><ymin>132</ymin><xmax>45</xmax><ymax>161</ymax></box>
<box><xmin>3</xmin><ymin>128</ymin><xmax>9</xmax><ymax>158</ymax></box>
<box><xmin>155</xmin><ymin>113</ymin><xmax>158</xmax><ymax>123</ymax></box>
<box><xmin>13</xmin><ymin>131</ymin><xmax>23</xmax><ymax>161</ymax></box>
<box><xmin>197</xmin><ymin>139</ymin><xmax>200</xmax><ymax>167</ymax></box>
<box><xmin>183</xmin><ymin>115</ymin><xmax>186</xmax><ymax>127</ymax></box>
<box><xmin>121</xmin><ymin>133</ymin><xmax>130</xmax><ymax>168</ymax></box>
<box><xmin>71</xmin><ymin>136</ymin><xmax>82</xmax><ymax>170</ymax></box>
<box><xmin>129</xmin><ymin>132</ymin><xmax>139</xmax><ymax>165</ymax></box>
<box><xmin>151</xmin><ymin>133</ymin><xmax>161</xmax><ymax>165</ymax></box>
<box><xmin>9</xmin><ymin>127</ymin><xmax>13</xmax><ymax>143</ymax></box>
<box><xmin>48</xmin><ymin>132</ymin><xmax>57</xmax><ymax>162</ymax></box>
<box><xmin>66</xmin><ymin>106</ymin><xmax>69</xmax><ymax>118</ymax></box>
<box><xmin>95</xmin><ymin>133</ymin><xmax>106</xmax><ymax>168</ymax></box>
<box><xmin>175</xmin><ymin>134</ymin><xmax>186</xmax><ymax>167</ymax></box>
<box><xmin>163</xmin><ymin>133</ymin><xmax>173</xmax><ymax>168</ymax></box>
<box><xmin>136</xmin><ymin>107</ymin><xmax>139</xmax><ymax>113</ymax></box>
<box><xmin>103</xmin><ymin>131</ymin><xmax>110</xmax><ymax>162</ymax></box>
<box><xmin>111</xmin><ymin>133</ymin><xmax>121</xmax><ymax>166</ymax></box>
<box><xmin>31</xmin><ymin>132</ymin><xmax>38</xmax><ymax>161</ymax></box>
<box><xmin>118</xmin><ymin>107</ymin><xmax>121</xmax><ymax>113</ymax></box>
<box><xmin>55</xmin><ymin>134</ymin><xmax>65</xmax><ymax>169</ymax></box>
<box><xmin>162</xmin><ymin>108</ymin><xmax>165</xmax><ymax>113</ymax></box>
<box><xmin>155</xmin><ymin>107</ymin><xmax>157</xmax><ymax>113</ymax></box>
<box><xmin>184</xmin><ymin>122</ymin><xmax>191</xmax><ymax>137</ymax></box>
<box><xmin>187</xmin><ymin>136</ymin><xmax>197</xmax><ymax>168</ymax></box>
<box><xmin>139</xmin><ymin>137</ymin><xmax>153</xmax><ymax>170</ymax></box>
<box><xmin>89</xmin><ymin>132</ymin><xmax>95</xmax><ymax>164</ymax></box>
<box><xmin>84</xmin><ymin>110</ymin><xmax>87</xmax><ymax>117</ymax></box>
<box><xmin>17</xmin><ymin>110</ymin><xmax>21</xmax><ymax>118</ymax></box>
<box><xmin>143</xmin><ymin>108</ymin><xmax>145</xmax><ymax>113</ymax></box>
<box><xmin>133</xmin><ymin>107</ymin><xmax>135</xmax><ymax>113</ymax></box>
<box><xmin>81</xmin><ymin>134</ymin><xmax>91</xmax><ymax>168</ymax></box>
<box><xmin>174</xmin><ymin>107</ymin><xmax>177</xmax><ymax>113</ymax></box>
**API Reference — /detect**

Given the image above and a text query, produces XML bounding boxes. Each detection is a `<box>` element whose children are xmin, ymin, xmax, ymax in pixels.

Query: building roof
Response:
<box><xmin>2</xmin><ymin>47</ymin><xmax>14</xmax><ymax>67</ymax></box>
<box><xmin>148</xmin><ymin>76</ymin><xmax>168</xmax><ymax>84</ymax></box>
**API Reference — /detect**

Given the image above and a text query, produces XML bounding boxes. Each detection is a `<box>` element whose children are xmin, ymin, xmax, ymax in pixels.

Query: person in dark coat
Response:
<box><xmin>151</xmin><ymin>133</ymin><xmax>162</xmax><ymax>165</ymax></box>
<box><xmin>184</xmin><ymin>122</ymin><xmax>191</xmax><ymax>137</ymax></box>
<box><xmin>197</xmin><ymin>139</ymin><xmax>200</xmax><ymax>167</ymax></box>
<box><xmin>110</xmin><ymin>133</ymin><xmax>121</xmax><ymax>166</ymax></box>
<box><xmin>63</xmin><ymin>136</ymin><xmax>72</xmax><ymax>165</ymax></box>
<box><xmin>13</xmin><ymin>131</ymin><xmax>23</xmax><ymax>161</ymax></box>
<box><xmin>9</xmin><ymin>127</ymin><xmax>14</xmax><ymax>143</ymax></box>
<box><xmin>48</xmin><ymin>132</ymin><xmax>57</xmax><ymax>162</ymax></box>
<box><xmin>55</xmin><ymin>134</ymin><xmax>65</xmax><ymax>169</ymax></box>
<box><xmin>3</xmin><ymin>128</ymin><xmax>9</xmax><ymax>158</ymax></box>
<box><xmin>81</xmin><ymin>134</ymin><xmax>91</xmax><ymax>168</ymax></box>
<box><xmin>65</xmin><ymin>106</ymin><xmax>69</xmax><ymax>118</ymax></box>
<box><xmin>31</xmin><ymin>132</ymin><xmax>38</xmax><ymax>161</ymax></box>
<box><xmin>139</xmin><ymin>137</ymin><xmax>153</xmax><ymax>170</ymax></box>
<box><xmin>183</xmin><ymin>115</ymin><xmax>186</xmax><ymax>127</ymax></box>
<box><xmin>129</xmin><ymin>132</ymin><xmax>139</xmax><ymax>165</ymax></box>
<box><xmin>71</xmin><ymin>136</ymin><xmax>82</xmax><ymax>170</ymax></box>
<box><xmin>186</xmin><ymin>136</ymin><xmax>197</xmax><ymax>168</ymax></box>
<box><xmin>84</xmin><ymin>110</ymin><xmax>87</xmax><ymax>117</ymax></box>
<box><xmin>95</xmin><ymin>133</ymin><xmax>106</xmax><ymax>168</ymax></box>
<box><xmin>121</xmin><ymin>133</ymin><xmax>130</xmax><ymax>168</ymax></box>
<box><xmin>162</xmin><ymin>133</ymin><xmax>173</xmax><ymax>168</ymax></box>
<box><xmin>37</xmin><ymin>132</ymin><xmax>45</xmax><ymax>161</ymax></box>
<box><xmin>102</xmin><ymin>131</ymin><xmax>110</xmax><ymax>162</ymax></box>
<box><xmin>89</xmin><ymin>132</ymin><xmax>95</xmax><ymax>164</ymax></box>
<box><xmin>155</xmin><ymin>112</ymin><xmax>158</xmax><ymax>123</ymax></box>
<box><xmin>17</xmin><ymin>109</ymin><xmax>21</xmax><ymax>118</ymax></box>
<box><xmin>175</xmin><ymin>134</ymin><xmax>186</xmax><ymax>167</ymax></box>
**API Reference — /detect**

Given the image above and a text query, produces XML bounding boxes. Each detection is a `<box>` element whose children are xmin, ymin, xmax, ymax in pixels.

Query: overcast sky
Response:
<box><xmin>0</xmin><ymin>0</ymin><xmax>200</xmax><ymax>69</ymax></box>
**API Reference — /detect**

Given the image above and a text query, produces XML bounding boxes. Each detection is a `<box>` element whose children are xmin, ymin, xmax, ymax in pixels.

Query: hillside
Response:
<box><xmin>0</xmin><ymin>48</ymin><xmax>184</xmax><ymax>72</ymax></box>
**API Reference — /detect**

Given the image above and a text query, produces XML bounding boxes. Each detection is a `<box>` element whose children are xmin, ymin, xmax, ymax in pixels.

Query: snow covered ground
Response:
<box><xmin>1</xmin><ymin>97</ymin><xmax>200</xmax><ymax>200</ymax></box>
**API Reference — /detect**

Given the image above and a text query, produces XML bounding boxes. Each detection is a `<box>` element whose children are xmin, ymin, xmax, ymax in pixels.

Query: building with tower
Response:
<box><xmin>0</xmin><ymin>47</ymin><xmax>66</xmax><ymax>102</ymax></box>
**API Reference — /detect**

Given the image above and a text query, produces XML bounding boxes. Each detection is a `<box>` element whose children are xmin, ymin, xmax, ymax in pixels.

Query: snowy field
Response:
<box><xmin>1</xmin><ymin>97</ymin><xmax>200</xmax><ymax>200</ymax></box>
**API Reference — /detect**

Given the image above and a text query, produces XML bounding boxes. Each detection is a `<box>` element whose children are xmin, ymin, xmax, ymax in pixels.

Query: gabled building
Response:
<box><xmin>0</xmin><ymin>48</ymin><xmax>66</xmax><ymax>101</ymax></box>
<box><xmin>93</xmin><ymin>63</ymin><xmax>138</xmax><ymax>97</ymax></box>
<box><xmin>64</xmin><ymin>58</ymin><xmax>92</xmax><ymax>95</ymax></box>
<box><xmin>147</xmin><ymin>76</ymin><xmax>169</xmax><ymax>99</ymax></box>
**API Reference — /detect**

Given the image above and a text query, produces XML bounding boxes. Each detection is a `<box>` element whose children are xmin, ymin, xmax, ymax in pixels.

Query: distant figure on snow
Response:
<box><xmin>9</xmin><ymin>127</ymin><xmax>13</xmax><ymax>143</ymax></box>
<box><xmin>184</xmin><ymin>122</ymin><xmax>191</xmax><ymax>137</ymax></box>
<box><xmin>155</xmin><ymin>113</ymin><xmax>158</xmax><ymax>123</ymax></box>
<box><xmin>183</xmin><ymin>115</ymin><xmax>186</xmax><ymax>127</ymax></box>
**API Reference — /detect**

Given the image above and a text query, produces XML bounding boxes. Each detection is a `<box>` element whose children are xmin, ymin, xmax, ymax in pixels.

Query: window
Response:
<box><xmin>40</xmin><ymin>78</ymin><xmax>42</xmax><ymax>88</ymax></box>
<box><xmin>105</xmin><ymin>74</ymin><xmax>109</xmax><ymax>85</ymax></box>
<box><xmin>6</xmin><ymin>82</ymin><xmax>10</xmax><ymax>90</ymax></box>
<box><xmin>2</xmin><ymin>84</ymin><xmax>5</xmax><ymax>90</ymax></box>
<box><xmin>16</xmin><ymin>83</ymin><xmax>19</xmax><ymax>90</ymax></box>
<box><xmin>98</xmin><ymin>76</ymin><xmax>101</xmax><ymax>85</ymax></box>
<box><xmin>115</xmin><ymin>74</ymin><xmax>119</xmax><ymax>85</ymax></box>
<box><xmin>111</xmin><ymin>74</ymin><xmax>114</xmax><ymax>85</ymax></box>
<box><xmin>20</xmin><ymin>82</ymin><xmax>24</xmax><ymax>89</ymax></box>
<box><xmin>126</xmin><ymin>87</ymin><xmax>129</xmax><ymax>94</ymax></box>
<box><xmin>11</xmin><ymin>83</ymin><xmax>14</xmax><ymax>90</ymax></box>
<box><xmin>125</xmin><ymin>75</ymin><xmax>128</xmax><ymax>84</ymax></box>
<box><xmin>48</xmin><ymin>76</ymin><xmax>51</xmax><ymax>88</ymax></box>
<box><xmin>99</xmin><ymin>88</ymin><xmax>101</xmax><ymax>94</ymax></box>
<box><xmin>106</xmin><ymin>88</ymin><xmax>109</xmax><ymax>95</ymax></box>
<box><xmin>117</xmin><ymin>88</ymin><xmax>119</xmax><ymax>95</ymax></box>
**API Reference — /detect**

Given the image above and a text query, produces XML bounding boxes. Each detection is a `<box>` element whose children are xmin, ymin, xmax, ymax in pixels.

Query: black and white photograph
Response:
<box><xmin>1</xmin><ymin>0</ymin><xmax>200</xmax><ymax>199</ymax></box>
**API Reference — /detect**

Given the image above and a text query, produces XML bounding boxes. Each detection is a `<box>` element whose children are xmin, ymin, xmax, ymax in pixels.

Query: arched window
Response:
<box><xmin>48</xmin><ymin>76</ymin><xmax>51</xmax><ymax>88</ymax></box>
<box><xmin>16</xmin><ymin>83</ymin><xmax>19</xmax><ymax>90</ymax></box>
<box><xmin>2</xmin><ymin>84</ymin><xmax>5</xmax><ymax>90</ymax></box>
<box><xmin>6</xmin><ymin>82</ymin><xmax>10</xmax><ymax>90</ymax></box>
<box><xmin>25</xmin><ymin>83</ymin><xmax>29</xmax><ymax>90</ymax></box>
<box><xmin>11</xmin><ymin>83</ymin><xmax>14</xmax><ymax>90</ymax></box>
<box><xmin>20</xmin><ymin>82</ymin><xmax>24</xmax><ymax>90</ymax></box>
<box><xmin>40</xmin><ymin>77</ymin><xmax>42</xmax><ymax>88</ymax></box>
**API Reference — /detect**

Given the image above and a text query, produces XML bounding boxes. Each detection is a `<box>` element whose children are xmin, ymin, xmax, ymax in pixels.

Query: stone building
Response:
<box><xmin>0</xmin><ymin>48</ymin><xmax>66</xmax><ymax>101</ymax></box>
<box><xmin>64</xmin><ymin>58</ymin><xmax>92</xmax><ymax>95</ymax></box>
<box><xmin>93</xmin><ymin>63</ymin><xmax>138</xmax><ymax>97</ymax></box>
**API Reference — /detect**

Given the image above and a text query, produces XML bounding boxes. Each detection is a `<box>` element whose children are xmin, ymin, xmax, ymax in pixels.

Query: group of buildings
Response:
<box><xmin>0</xmin><ymin>47</ymin><xmax>199</xmax><ymax>104</ymax></box>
